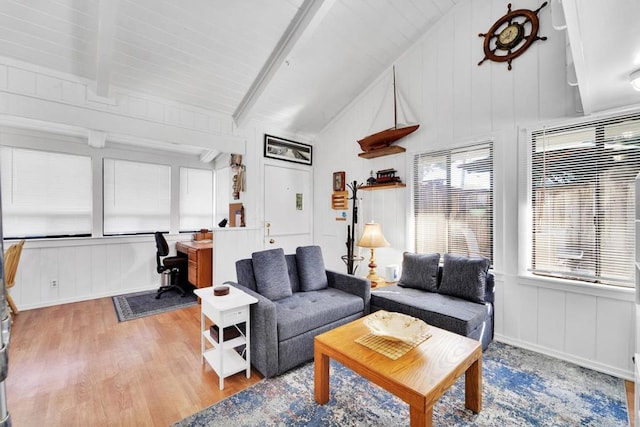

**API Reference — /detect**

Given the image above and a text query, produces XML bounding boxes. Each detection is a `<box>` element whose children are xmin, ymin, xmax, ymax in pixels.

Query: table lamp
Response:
<box><xmin>357</xmin><ymin>221</ymin><xmax>390</xmax><ymax>287</ymax></box>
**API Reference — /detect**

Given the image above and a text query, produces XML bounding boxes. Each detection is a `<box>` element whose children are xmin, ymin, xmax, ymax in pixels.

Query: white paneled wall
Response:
<box><xmin>8</xmin><ymin>235</ymin><xmax>177</xmax><ymax>310</ymax></box>
<box><xmin>314</xmin><ymin>0</ymin><xmax>635</xmax><ymax>379</ymax></box>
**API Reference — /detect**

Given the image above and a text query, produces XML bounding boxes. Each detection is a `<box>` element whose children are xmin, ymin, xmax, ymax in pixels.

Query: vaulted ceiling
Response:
<box><xmin>0</xmin><ymin>0</ymin><xmax>638</xmax><ymax>140</ymax></box>
<box><xmin>0</xmin><ymin>0</ymin><xmax>462</xmax><ymax>138</ymax></box>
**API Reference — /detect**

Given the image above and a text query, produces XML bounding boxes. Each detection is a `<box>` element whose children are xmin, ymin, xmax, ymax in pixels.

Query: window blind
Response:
<box><xmin>103</xmin><ymin>159</ymin><xmax>171</xmax><ymax>235</ymax></box>
<box><xmin>412</xmin><ymin>141</ymin><xmax>493</xmax><ymax>263</ymax></box>
<box><xmin>179</xmin><ymin>167</ymin><xmax>213</xmax><ymax>231</ymax></box>
<box><xmin>531</xmin><ymin>113</ymin><xmax>640</xmax><ymax>287</ymax></box>
<box><xmin>0</xmin><ymin>147</ymin><xmax>92</xmax><ymax>238</ymax></box>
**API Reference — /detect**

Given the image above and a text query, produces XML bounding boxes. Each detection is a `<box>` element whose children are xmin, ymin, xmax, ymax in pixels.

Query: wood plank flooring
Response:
<box><xmin>5</xmin><ymin>297</ymin><xmax>636</xmax><ymax>426</ymax></box>
<box><xmin>6</xmin><ymin>297</ymin><xmax>262</xmax><ymax>426</ymax></box>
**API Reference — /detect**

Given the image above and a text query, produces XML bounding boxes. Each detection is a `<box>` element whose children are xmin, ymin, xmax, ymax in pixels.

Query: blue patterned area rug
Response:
<box><xmin>174</xmin><ymin>342</ymin><xmax>628</xmax><ymax>426</ymax></box>
<box><xmin>112</xmin><ymin>288</ymin><xmax>197</xmax><ymax>322</ymax></box>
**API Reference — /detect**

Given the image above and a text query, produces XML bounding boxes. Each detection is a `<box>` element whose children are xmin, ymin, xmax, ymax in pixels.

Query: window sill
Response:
<box><xmin>518</xmin><ymin>272</ymin><xmax>635</xmax><ymax>301</ymax></box>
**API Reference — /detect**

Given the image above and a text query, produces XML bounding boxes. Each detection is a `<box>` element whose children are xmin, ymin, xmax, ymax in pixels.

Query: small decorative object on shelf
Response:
<box><xmin>360</xmin><ymin>169</ymin><xmax>406</xmax><ymax>190</ymax></box>
<box><xmin>214</xmin><ymin>285</ymin><xmax>230</xmax><ymax>296</ymax></box>
<box><xmin>375</xmin><ymin>168</ymin><xmax>401</xmax><ymax>184</ymax></box>
<box><xmin>367</xmin><ymin>170</ymin><xmax>376</xmax><ymax>186</ymax></box>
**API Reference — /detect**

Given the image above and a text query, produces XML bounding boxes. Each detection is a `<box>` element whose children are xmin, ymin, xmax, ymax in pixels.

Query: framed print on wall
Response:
<box><xmin>264</xmin><ymin>134</ymin><xmax>312</xmax><ymax>165</ymax></box>
<box><xmin>333</xmin><ymin>171</ymin><xmax>345</xmax><ymax>191</ymax></box>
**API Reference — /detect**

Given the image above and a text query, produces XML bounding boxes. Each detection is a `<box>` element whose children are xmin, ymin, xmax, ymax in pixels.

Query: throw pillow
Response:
<box><xmin>251</xmin><ymin>248</ymin><xmax>292</xmax><ymax>301</ymax></box>
<box><xmin>438</xmin><ymin>253</ymin><xmax>490</xmax><ymax>303</ymax></box>
<box><xmin>397</xmin><ymin>252</ymin><xmax>440</xmax><ymax>292</ymax></box>
<box><xmin>296</xmin><ymin>246</ymin><xmax>329</xmax><ymax>291</ymax></box>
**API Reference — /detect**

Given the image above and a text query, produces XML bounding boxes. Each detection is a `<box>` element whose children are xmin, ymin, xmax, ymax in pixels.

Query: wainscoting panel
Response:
<box><xmin>564</xmin><ymin>293</ymin><xmax>597</xmax><ymax>360</ymax></box>
<box><xmin>595</xmin><ymin>298</ymin><xmax>634</xmax><ymax>372</ymax></box>
<box><xmin>498</xmin><ymin>278</ymin><xmax>635</xmax><ymax>379</ymax></box>
<box><xmin>9</xmin><ymin>237</ymin><xmax>165</xmax><ymax>310</ymax></box>
<box><xmin>213</xmin><ymin>228</ymin><xmax>263</xmax><ymax>285</ymax></box>
<box><xmin>537</xmin><ymin>287</ymin><xmax>566</xmax><ymax>351</ymax></box>
<box><xmin>518</xmin><ymin>284</ymin><xmax>538</xmax><ymax>344</ymax></box>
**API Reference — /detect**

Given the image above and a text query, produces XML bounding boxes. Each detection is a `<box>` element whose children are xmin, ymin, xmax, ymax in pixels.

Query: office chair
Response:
<box><xmin>154</xmin><ymin>232</ymin><xmax>189</xmax><ymax>299</ymax></box>
<box><xmin>4</xmin><ymin>240</ymin><xmax>25</xmax><ymax>315</ymax></box>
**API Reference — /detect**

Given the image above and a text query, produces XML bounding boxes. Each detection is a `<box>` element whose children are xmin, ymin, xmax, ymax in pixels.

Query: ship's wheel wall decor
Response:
<box><xmin>478</xmin><ymin>2</ymin><xmax>548</xmax><ymax>70</ymax></box>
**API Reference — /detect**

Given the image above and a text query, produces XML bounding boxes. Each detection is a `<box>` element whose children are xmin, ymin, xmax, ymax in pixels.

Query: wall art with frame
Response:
<box><xmin>264</xmin><ymin>134</ymin><xmax>312</xmax><ymax>165</ymax></box>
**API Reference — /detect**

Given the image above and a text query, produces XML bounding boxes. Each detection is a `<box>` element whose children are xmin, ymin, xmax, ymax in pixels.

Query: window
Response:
<box><xmin>0</xmin><ymin>147</ymin><xmax>92</xmax><ymax>238</ymax></box>
<box><xmin>179</xmin><ymin>167</ymin><xmax>213</xmax><ymax>231</ymax></box>
<box><xmin>412</xmin><ymin>141</ymin><xmax>493</xmax><ymax>263</ymax></box>
<box><xmin>103</xmin><ymin>159</ymin><xmax>170</xmax><ymax>235</ymax></box>
<box><xmin>531</xmin><ymin>113</ymin><xmax>640</xmax><ymax>287</ymax></box>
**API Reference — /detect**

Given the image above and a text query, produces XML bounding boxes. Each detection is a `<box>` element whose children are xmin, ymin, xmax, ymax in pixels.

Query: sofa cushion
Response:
<box><xmin>397</xmin><ymin>252</ymin><xmax>440</xmax><ymax>292</ymax></box>
<box><xmin>371</xmin><ymin>284</ymin><xmax>490</xmax><ymax>336</ymax></box>
<box><xmin>251</xmin><ymin>248</ymin><xmax>292</xmax><ymax>301</ymax></box>
<box><xmin>296</xmin><ymin>246</ymin><xmax>328</xmax><ymax>291</ymax></box>
<box><xmin>438</xmin><ymin>254</ymin><xmax>490</xmax><ymax>303</ymax></box>
<box><xmin>275</xmin><ymin>289</ymin><xmax>364</xmax><ymax>341</ymax></box>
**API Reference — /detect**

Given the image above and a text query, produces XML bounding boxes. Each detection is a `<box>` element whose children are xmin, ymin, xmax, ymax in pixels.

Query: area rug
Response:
<box><xmin>174</xmin><ymin>342</ymin><xmax>628</xmax><ymax>426</ymax></box>
<box><xmin>112</xmin><ymin>288</ymin><xmax>197</xmax><ymax>322</ymax></box>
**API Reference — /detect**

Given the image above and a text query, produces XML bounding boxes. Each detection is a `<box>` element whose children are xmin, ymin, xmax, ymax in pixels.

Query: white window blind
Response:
<box><xmin>0</xmin><ymin>147</ymin><xmax>92</xmax><ymax>238</ymax></box>
<box><xmin>531</xmin><ymin>113</ymin><xmax>640</xmax><ymax>287</ymax></box>
<box><xmin>412</xmin><ymin>141</ymin><xmax>493</xmax><ymax>263</ymax></box>
<box><xmin>179</xmin><ymin>167</ymin><xmax>213</xmax><ymax>231</ymax></box>
<box><xmin>103</xmin><ymin>159</ymin><xmax>170</xmax><ymax>235</ymax></box>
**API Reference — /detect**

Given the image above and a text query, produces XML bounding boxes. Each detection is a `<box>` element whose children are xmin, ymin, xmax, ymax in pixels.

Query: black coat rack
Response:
<box><xmin>341</xmin><ymin>180</ymin><xmax>364</xmax><ymax>274</ymax></box>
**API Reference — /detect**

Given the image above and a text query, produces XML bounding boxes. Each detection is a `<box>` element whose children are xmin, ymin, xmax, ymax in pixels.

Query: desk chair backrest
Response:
<box><xmin>154</xmin><ymin>232</ymin><xmax>170</xmax><ymax>273</ymax></box>
<box><xmin>4</xmin><ymin>240</ymin><xmax>25</xmax><ymax>287</ymax></box>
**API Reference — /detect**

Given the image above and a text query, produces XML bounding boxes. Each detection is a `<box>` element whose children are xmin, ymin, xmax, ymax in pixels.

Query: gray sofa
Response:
<box><xmin>370</xmin><ymin>253</ymin><xmax>494</xmax><ymax>350</ymax></box>
<box><xmin>233</xmin><ymin>246</ymin><xmax>370</xmax><ymax>378</ymax></box>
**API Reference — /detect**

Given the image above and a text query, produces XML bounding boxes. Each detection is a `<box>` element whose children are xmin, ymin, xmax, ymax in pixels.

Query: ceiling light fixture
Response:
<box><xmin>631</xmin><ymin>69</ymin><xmax>640</xmax><ymax>91</ymax></box>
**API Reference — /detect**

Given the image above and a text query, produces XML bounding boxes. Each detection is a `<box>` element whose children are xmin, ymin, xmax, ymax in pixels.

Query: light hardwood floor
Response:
<box><xmin>6</xmin><ymin>297</ymin><xmax>262</xmax><ymax>426</ymax></box>
<box><xmin>5</xmin><ymin>298</ymin><xmax>636</xmax><ymax>426</ymax></box>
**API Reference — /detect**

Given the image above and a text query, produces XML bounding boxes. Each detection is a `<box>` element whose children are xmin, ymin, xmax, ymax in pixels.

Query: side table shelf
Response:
<box><xmin>194</xmin><ymin>286</ymin><xmax>258</xmax><ymax>390</ymax></box>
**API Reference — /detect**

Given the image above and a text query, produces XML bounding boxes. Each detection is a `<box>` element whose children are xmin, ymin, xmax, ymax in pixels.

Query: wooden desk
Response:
<box><xmin>176</xmin><ymin>240</ymin><xmax>213</xmax><ymax>288</ymax></box>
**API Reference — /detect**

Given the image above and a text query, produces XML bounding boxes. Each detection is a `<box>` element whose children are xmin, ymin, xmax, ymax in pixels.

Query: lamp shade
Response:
<box><xmin>357</xmin><ymin>222</ymin><xmax>390</xmax><ymax>248</ymax></box>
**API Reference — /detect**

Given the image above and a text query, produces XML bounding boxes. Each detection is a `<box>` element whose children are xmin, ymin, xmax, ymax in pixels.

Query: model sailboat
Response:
<box><xmin>357</xmin><ymin>66</ymin><xmax>419</xmax><ymax>156</ymax></box>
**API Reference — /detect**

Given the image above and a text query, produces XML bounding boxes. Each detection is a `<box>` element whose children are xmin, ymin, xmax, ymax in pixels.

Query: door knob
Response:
<box><xmin>269</xmin><ymin>239</ymin><xmax>275</xmax><ymax>244</ymax></box>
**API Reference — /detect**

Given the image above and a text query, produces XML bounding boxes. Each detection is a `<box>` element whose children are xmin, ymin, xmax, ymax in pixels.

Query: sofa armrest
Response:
<box><xmin>229</xmin><ymin>281</ymin><xmax>280</xmax><ymax>378</ymax></box>
<box><xmin>485</xmin><ymin>272</ymin><xmax>495</xmax><ymax>304</ymax></box>
<box><xmin>326</xmin><ymin>270</ymin><xmax>371</xmax><ymax>314</ymax></box>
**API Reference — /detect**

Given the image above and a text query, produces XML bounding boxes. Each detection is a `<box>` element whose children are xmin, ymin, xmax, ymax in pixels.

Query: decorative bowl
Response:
<box><xmin>364</xmin><ymin>311</ymin><xmax>429</xmax><ymax>343</ymax></box>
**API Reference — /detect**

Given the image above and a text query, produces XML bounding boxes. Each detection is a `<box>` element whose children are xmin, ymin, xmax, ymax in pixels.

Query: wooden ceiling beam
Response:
<box><xmin>233</xmin><ymin>0</ymin><xmax>335</xmax><ymax>127</ymax></box>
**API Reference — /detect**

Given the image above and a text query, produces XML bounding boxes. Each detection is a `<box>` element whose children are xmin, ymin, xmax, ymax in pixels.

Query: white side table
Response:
<box><xmin>194</xmin><ymin>285</ymin><xmax>258</xmax><ymax>390</ymax></box>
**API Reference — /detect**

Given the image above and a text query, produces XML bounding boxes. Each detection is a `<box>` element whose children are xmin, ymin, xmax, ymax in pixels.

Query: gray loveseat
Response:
<box><xmin>371</xmin><ymin>253</ymin><xmax>494</xmax><ymax>350</ymax></box>
<box><xmin>233</xmin><ymin>246</ymin><xmax>370</xmax><ymax>378</ymax></box>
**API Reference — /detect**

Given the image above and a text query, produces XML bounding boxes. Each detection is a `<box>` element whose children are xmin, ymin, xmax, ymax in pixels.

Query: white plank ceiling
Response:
<box><xmin>0</xmin><ymin>0</ymin><xmax>463</xmax><ymax>137</ymax></box>
<box><xmin>0</xmin><ymin>0</ymin><xmax>638</xmax><ymax>138</ymax></box>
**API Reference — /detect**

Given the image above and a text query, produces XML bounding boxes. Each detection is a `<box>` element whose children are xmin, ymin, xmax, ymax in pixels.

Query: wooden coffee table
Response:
<box><xmin>314</xmin><ymin>313</ymin><xmax>482</xmax><ymax>427</ymax></box>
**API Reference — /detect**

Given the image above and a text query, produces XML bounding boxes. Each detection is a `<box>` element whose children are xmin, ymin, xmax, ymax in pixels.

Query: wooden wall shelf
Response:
<box><xmin>358</xmin><ymin>145</ymin><xmax>406</xmax><ymax>159</ymax></box>
<box><xmin>360</xmin><ymin>182</ymin><xmax>406</xmax><ymax>191</ymax></box>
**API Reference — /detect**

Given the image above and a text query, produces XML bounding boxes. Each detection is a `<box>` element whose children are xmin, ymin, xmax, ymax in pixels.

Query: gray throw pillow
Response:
<box><xmin>397</xmin><ymin>252</ymin><xmax>440</xmax><ymax>292</ymax></box>
<box><xmin>296</xmin><ymin>246</ymin><xmax>328</xmax><ymax>291</ymax></box>
<box><xmin>438</xmin><ymin>253</ymin><xmax>490</xmax><ymax>303</ymax></box>
<box><xmin>251</xmin><ymin>248</ymin><xmax>292</xmax><ymax>301</ymax></box>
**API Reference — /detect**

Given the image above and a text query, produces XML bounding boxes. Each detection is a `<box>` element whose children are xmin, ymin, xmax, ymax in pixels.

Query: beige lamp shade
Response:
<box><xmin>357</xmin><ymin>222</ymin><xmax>390</xmax><ymax>248</ymax></box>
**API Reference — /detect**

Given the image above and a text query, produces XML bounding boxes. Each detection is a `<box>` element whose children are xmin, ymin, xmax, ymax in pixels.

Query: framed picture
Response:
<box><xmin>333</xmin><ymin>171</ymin><xmax>345</xmax><ymax>191</ymax></box>
<box><xmin>264</xmin><ymin>134</ymin><xmax>312</xmax><ymax>165</ymax></box>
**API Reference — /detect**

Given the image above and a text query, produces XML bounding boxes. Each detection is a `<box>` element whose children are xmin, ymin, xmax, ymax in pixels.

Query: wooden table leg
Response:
<box><xmin>410</xmin><ymin>404</ymin><xmax>432</xmax><ymax>427</ymax></box>
<box><xmin>314</xmin><ymin>345</ymin><xmax>330</xmax><ymax>404</ymax></box>
<box><xmin>465</xmin><ymin>356</ymin><xmax>482</xmax><ymax>413</ymax></box>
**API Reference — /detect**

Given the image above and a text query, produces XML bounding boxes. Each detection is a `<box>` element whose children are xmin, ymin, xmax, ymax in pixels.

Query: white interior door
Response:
<box><xmin>264</xmin><ymin>163</ymin><xmax>312</xmax><ymax>253</ymax></box>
